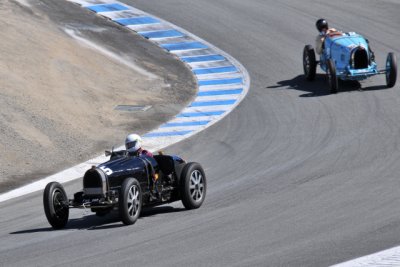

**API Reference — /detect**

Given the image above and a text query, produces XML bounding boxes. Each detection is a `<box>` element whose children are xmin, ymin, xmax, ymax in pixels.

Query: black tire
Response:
<box><xmin>386</xmin><ymin>52</ymin><xmax>397</xmax><ymax>88</ymax></box>
<box><xmin>180</xmin><ymin>162</ymin><xmax>206</xmax><ymax>210</ymax></box>
<box><xmin>303</xmin><ymin>45</ymin><xmax>317</xmax><ymax>81</ymax></box>
<box><xmin>119</xmin><ymin>178</ymin><xmax>142</xmax><ymax>225</ymax></box>
<box><xmin>327</xmin><ymin>59</ymin><xmax>338</xmax><ymax>94</ymax></box>
<box><xmin>43</xmin><ymin>182</ymin><xmax>69</xmax><ymax>229</ymax></box>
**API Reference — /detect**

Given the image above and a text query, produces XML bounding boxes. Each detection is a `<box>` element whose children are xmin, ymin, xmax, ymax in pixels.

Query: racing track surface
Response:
<box><xmin>1</xmin><ymin>0</ymin><xmax>400</xmax><ymax>266</ymax></box>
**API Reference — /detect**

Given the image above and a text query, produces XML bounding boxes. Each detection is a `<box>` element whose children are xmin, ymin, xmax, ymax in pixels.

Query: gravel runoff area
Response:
<box><xmin>0</xmin><ymin>0</ymin><xmax>196</xmax><ymax>193</ymax></box>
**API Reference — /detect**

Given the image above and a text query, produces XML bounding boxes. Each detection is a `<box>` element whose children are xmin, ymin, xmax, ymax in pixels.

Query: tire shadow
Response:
<box><xmin>267</xmin><ymin>74</ymin><xmax>389</xmax><ymax>97</ymax></box>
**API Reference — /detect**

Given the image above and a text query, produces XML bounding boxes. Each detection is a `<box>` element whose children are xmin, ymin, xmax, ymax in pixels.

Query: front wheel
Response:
<box><xmin>303</xmin><ymin>45</ymin><xmax>317</xmax><ymax>81</ymax></box>
<box><xmin>180</xmin><ymin>162</ymin><xmax>206</xmax><ymax>209</ymax></box>
<box><xmin>43</xmin><ymin>182</ymin><xmax>69</xmax><ymax>229</ymax></box>
<box><xmin>119</xmin><ymin>178</ymin><xmax>142</xmax><ymax>225</ymax></box>
<box><xmin>327</xmin><ymin>59</ymin><xmax>338</xmax><ymax>94</ymax></box>
<box><xmin>386</xmin><ymin>52</ymin><xmax>397</xmax><ymax>88</ymax></box>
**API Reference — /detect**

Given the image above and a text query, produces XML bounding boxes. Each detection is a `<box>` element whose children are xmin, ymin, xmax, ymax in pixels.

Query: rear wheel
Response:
<box><xmin>327</xmin><ymin>59</ymin><xmax>338</xmax><ymax>94</ymax></box>
<box><xmin>303</xmin><ymin>45</ymin><xmax>317</xmax><ymax>81</ymax></box>
<box><xmin>119</xmin><ymin>178</ymin><xmax>142</xmax><ymax>225</ymax></box>
<box><xmin>180</xmin><ymin>162</ymin><xmax>206</xmax><ymax>209</ymax></box>
<box><xmin>43</xmin><ymin>182</ymin><xmax>69</xmax><ymax>229</ymax></box>
<box><xmin>386</xmin><ymin>52</ymin><xmax>397</xmax><ymax>88</ymax></box>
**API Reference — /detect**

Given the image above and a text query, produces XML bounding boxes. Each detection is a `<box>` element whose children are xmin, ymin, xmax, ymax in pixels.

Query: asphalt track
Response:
<box><xmin>1</xmin><ymin>0</ymin><xmax>400</xmax><ymax>266</ymax></box>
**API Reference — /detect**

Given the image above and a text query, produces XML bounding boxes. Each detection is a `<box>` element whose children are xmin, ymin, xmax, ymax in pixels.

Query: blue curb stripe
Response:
<box><xmin>114</xmin><ymin>16</ymin><xmax>160</xmax><ymax>26</ymax></box>
<box><xmin>177</xmin><ymin>111</ymin><xmax>226</xmax><ymax>117</ymax></box>
<box><xmin>180</xmin><ymin>55</ymin><xmax>225</xmax><ymax>63</ymax></box>
<box><xmin>161</xmin><ymin>121</ymin><xmax>210</xmax><ymax>127</ymax></box>
<box><xmin>198</xmin><ymin>77</ymin><xmax>243</xmax><ymax>86</ymax></box>
<box><xmin>139</xmin><ymin>29</ymin><xmax>184</xmax><ymax>39</ymax></box>
<box><xmin>161</xmin><ymin>42</ymin><xmax>208</xmax><ymax>51</ymax></box>
<box><xmin>198</xmin><ymin>89</ymin><xmax>243</xmax><ymax>96</ymax></box>
<box><xmin>68</xmin><ymin>0</ymin><xmax>248</xmax><ymax>145</ymax></box>
<box><xmin>86</xmin><ymin>3</ymin><xmax>129</xmax><ymax>12</ymax></box>
<box><xmin>190</xmin><ymin>100</ymin><xmax>236</xmax><ymax>107</ymax></box>
<box><xmin>193</xmin><ymin>66</ymin><xmax>237</xmax><ymax>75</ymax></box>
<box><xmin>144</xmin><ymin>130</ymin><xmax>193</xmax><ymax>137</ymax></box>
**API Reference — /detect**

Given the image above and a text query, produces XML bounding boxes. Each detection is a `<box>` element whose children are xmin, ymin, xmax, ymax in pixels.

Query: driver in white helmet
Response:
<box><xmin>125</xmin><ymin>133</ymin><xmax>153</xmax><ymax>157</ymax></box>
<box><xmin>125</xmin><ymin>133</ymin><xmax>158</xmax><ymax>198</ymax></box>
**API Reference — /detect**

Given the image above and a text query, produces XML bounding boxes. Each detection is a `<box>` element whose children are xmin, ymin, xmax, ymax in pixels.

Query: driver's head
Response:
<box><xmin>125</xmin><ymin>133</ymin><xmax>142</xmax><ymax>154</ymax></box>
<box><xmin>316</xmin><ymin>18</ymin><xmax>329</xmax><ymax>33</ymax></box>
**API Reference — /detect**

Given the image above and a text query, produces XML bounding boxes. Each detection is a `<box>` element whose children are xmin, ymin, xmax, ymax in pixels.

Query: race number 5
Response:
<box><xmin>99</xmin><ymin>166</ymin><xmax>113</xmax><ymax>175</ymax></box>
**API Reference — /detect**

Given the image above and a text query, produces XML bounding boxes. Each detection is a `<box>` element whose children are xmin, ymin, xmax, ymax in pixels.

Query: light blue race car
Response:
<box><xmin>303</xmin><ymin>32</ymin><xmax>397</xmax><ymax>93</ymax></box>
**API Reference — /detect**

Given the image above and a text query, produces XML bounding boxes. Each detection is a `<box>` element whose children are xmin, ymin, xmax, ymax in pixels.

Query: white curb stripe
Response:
<box><xmin>0</xmin><ymin>0</ymin><xmax>250</xmax><ymax>203</ymax></box>
<box><xmin>331</xmin><ymin>246</ymin><xmax>400</xmax><ymax>267</ymax></box>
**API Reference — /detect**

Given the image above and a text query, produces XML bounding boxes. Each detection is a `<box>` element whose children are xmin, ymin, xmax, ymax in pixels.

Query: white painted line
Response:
<box><xmin>152</xmin><ymin>125</ymin><xmax>206</xmax><ymax>132</ymax></box>
<box><xmin>170</xmin><ymin>115</ymin><xmax>223</xmax><ymax>123</ymax></box>
<box><xmin>187</xmin><ymin>60</ymin><xmax>233</xmax><ymax>69</ymax></box>
<box><xmin>151</xmin><ymin>36</ymin><xmax>194</xmax><ymax>45</ymax></box>
<box><xmin>135</xmin><ymin>24</ymin><xmax>174</xmax><ymax>33</ymax></box>
<box><xmin>99</xmin><ymin>10</ymin><xmax>144</xmax><ymax>19</ymax></box>
<box><xmin>169</xmin><ymin>48</ymin><xmax>210</xmax><ymax>55</ymax></box>
<box><xmin>66</xmin><ymin>0</ymin><xmax>112</xmax><ymax>6</ymax></box>
<box><xmin>174</xmin><ymin>48</ymin><xmax>217</xmax><ymax>57</ymax></box>
<box><xmin>331</xmin><ymin>246</ymin><xmax>400</xmax><ymax>266</ymax></box>
<box><xmin>195</xmin><ymin>95</ymin><xmax>240</xmax><ymax>101</ymax></box>
<box><xmin>126</xmin><ymin>23</ymin><xmax>165</xmax><ymax>32</ymax></box>
<box><xmin>180</xmin><ymin>105</ymin><xmax>232</xmax><ymax>113</ymax></box>
<box><xmin>199</xmin><ymin>85</ymin><xmax>243</xmax><ymax>92</ymax></box>
<box><xmin>195</xmin><ymin>72</ymin><xmax>240</xmax><ymax>80</ymax></box>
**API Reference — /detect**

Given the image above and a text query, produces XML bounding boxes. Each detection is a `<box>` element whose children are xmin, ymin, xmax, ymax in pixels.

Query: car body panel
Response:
<box><xmin>320</xmin><ymin>32</ymin><xmax>378</xmax><ymax>80</ymax></box>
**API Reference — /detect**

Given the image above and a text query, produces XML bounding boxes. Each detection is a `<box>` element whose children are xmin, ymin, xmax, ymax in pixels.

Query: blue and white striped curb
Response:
<box><xmin>0</xmin><ymin>0</ymin><xmax>249</xmax><ymax>202</ymax></box>
<box><xmin>67</xmin><ymin>0</ymin><xmax>250</xmax><ymax>151</ymax></box>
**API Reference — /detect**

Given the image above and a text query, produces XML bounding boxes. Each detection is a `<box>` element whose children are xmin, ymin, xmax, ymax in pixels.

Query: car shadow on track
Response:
<box><xmin>9</xmin><ymin>206</ymin><xmax>185</xmax><ymax>233</ymax></box>
<box><xmin>267</xmin><ymin>74</ymin><xmax>388</xmax><ymax>97</ymax></box>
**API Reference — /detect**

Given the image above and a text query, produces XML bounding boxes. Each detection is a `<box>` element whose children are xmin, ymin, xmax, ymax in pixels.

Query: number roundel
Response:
<box><xmin>99</xmin><ymin>166</ymin><xmax>113</xmax><ymax>175</ymax></box>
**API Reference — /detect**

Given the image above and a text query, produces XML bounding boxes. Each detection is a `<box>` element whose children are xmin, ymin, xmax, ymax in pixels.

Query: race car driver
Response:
<box><xmin>125</xmin><ymin>133</ymin><xmax>153</xmax><ymax>157</ymax></box>
<box><xmin>315</xmin><ymin>18</ymin><xmax>340</xmax><ymax>55</ymax></box>
<box><xmin>315</xmin><ymin>18</ymin><xmax>375</xmax><ymax>62</ymax></box>
<box><xmin>125</xmin><ymin>133</ymin><xmax>159</xmax><ymax>198</ymax></box>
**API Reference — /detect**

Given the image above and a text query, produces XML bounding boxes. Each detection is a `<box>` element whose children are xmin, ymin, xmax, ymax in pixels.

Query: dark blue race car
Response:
<box><xmin>303</xmin><ymin>31</ymin><xmax>397</xmax><ymax>93</ymax></box>
<box><xmin>43</xmin><ymin>150</ymin><xmax>206</xmax><ymax>229</ymax></box>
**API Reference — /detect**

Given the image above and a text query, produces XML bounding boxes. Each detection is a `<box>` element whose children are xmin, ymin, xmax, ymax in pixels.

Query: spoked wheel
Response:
<box><xmin>43</xmin><ymin>182</ymin><xmax>69</xmax><ymax>229</ymax></box>
<box><xmin>303</xmin><ymin>45</ymin><xmax>317</xmax><ymax>81</ymax></box>
<box><xmin>119</xmin><ymin>178</ymin><xmax>142</xmax><ymax>225</ymax></box>
<box><xmin>327</xmin><ymin>59</ymin><xmax>338</xmax><ymax>94</ymax></box>
<box><xmin>180</xmin><ymin>162</ymin><xmax>206</xmax><ymax>209</ymax></box>
<box><xmin>386</xmin><ymin>52</ymin><xmax>397</xmax><ymax>88</ymax></box>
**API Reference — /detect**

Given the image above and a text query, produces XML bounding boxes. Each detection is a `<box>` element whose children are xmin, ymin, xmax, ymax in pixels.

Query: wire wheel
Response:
<box><xmin>127</xmin><ymin>185</ymin><xmax>140</xmax><ymax>218</ymax></box>
<box><xmin>119</xmin><ymin>178</ymin><xmax>142</xmax><ymax>225</ymax></box>
<box><xmin>189</xmin><ymin>170</ymin><xmax>205</xmax><ymax>202</ymax></box>
<box><xmin>180</xmin><ymin>162</ymin><xmax>207</xmax><ymax>209</ymax></box>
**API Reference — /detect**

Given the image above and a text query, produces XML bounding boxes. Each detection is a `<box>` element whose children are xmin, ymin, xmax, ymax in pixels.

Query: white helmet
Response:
<box><xmin>125</xmin><ymin>133</ymin><xmax>142</xmax><ymax>153</ymax></box>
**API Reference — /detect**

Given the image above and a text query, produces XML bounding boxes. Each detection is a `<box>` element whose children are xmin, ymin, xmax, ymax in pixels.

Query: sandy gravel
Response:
<box><xmin>0</xmin><ymin>0</ymin><xmax>195</xmax><ymax>192</ymax></box>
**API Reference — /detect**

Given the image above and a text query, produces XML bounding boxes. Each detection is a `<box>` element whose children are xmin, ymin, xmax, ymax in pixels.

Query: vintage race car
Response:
<box><xmin>43</xmin><ymin>150</ymin><xmax>206</xmax><ymax>229</ymax></box>
<box><xmin>303</xmin><ymin>31</ymin><xmax>397</xmax><ymax>93</ymax></box>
